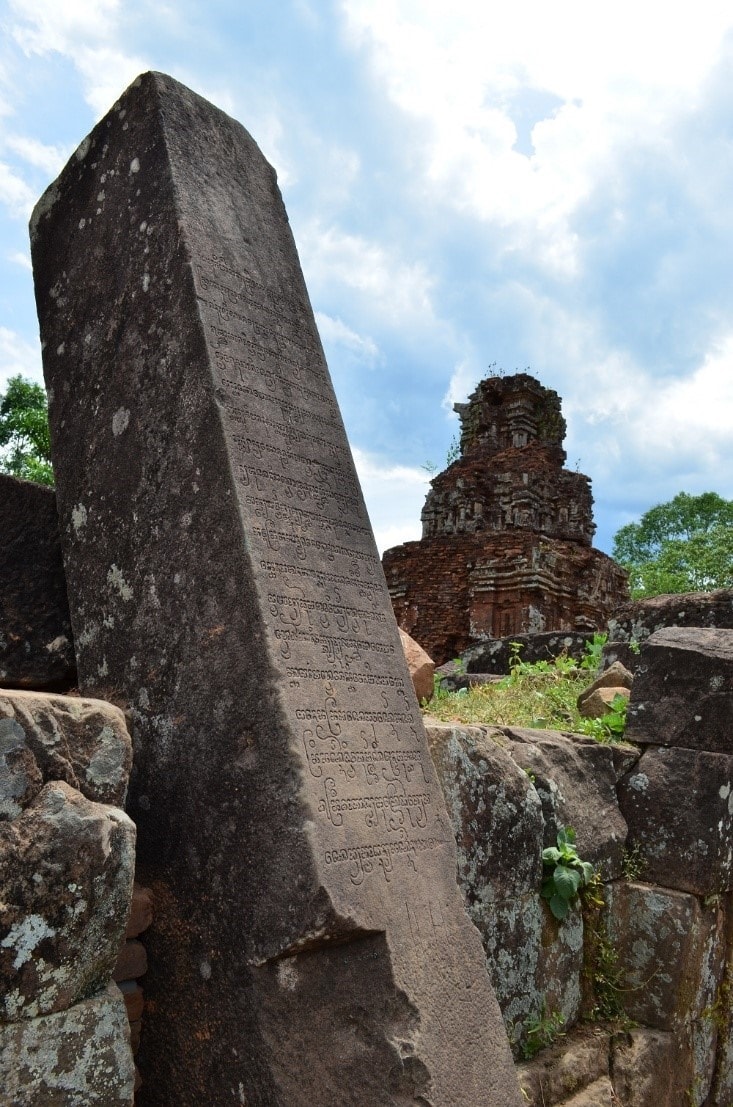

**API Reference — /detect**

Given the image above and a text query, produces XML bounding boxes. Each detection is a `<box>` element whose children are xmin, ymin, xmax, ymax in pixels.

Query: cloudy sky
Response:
<box><xmin>1</xmin><ymin>0</ymin><xmax>732</xmax><ymax>556</ymax></box>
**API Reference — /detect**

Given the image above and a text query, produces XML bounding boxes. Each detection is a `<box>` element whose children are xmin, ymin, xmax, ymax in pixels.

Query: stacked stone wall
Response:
<box><xmin>427</xmin><ymin>621</ymin><xmax>733</xmax><ymax>1105</ymax></box>
<box><xmin>0</xmin><ymin>475</ymin><xmax>148</xmax><ymax>1106</ymax></box>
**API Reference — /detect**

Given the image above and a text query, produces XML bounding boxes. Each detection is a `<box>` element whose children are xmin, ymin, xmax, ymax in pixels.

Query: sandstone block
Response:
<box><xmin>610</xmin><ymin>1028</ymin><xmax>678</xmax><ymax>1107</ymax></box>
<box><xmin>561</xmin><ymin>1076</ymin><xmax>615</xmax><ymax>1106</ymax></box>
<box><xmin>0</xmin><ymin>982</ymin><xmax>135</xmax><ymax>1105</ymax></box>
<box><xmin>0</xmin><ymin>780</ymin><xmax>136</xmax><ymax>1020</ymax></box>
<box><xmin>577</xmin><ymin>685</ymin><xmax>629</xmax><ymax>719</ymax></box>
<box><xmin>125</xmin><ymin>883</ymin><xmax>153</xmax><ymax>938</ymax></box>
<box><xmin>33</xmin><ymin>72</ymin><xmax>521</xmax><ymax>1104</ymax></box>
<box><xmin>399</xmin><ymin>628</ymin><xmax>435</xmax><ymax>703</ymax></box>
<box><xmin>604</xmin><ymin>882</ymin><xmax>725</xmax><ymax>1041</ymax></box>
<box><xmin>608</xmin><ymin>589</ymin><xmax>733</xmax><ymax>649</ymax></box>
<box><xmin>625</xmin><ymin>626</ymin><xmax>733</xmax><ymax>751</ymax></box>
<box><xmin>113</xmin><ymin>939</ymin><xmax>148</xmax><ymax>982</ymax></box>
<box><xmin>426</xmin><ymin>723</ymin><xmax>546</xmax><ymax>1049</ymax></box>
<box><xmin>536</xmin><ymin>900</ymin><xmax>584</xmax><ymax>1034</ymax></box>
<box><xmin>618</xmin><ymin>746</ymin><xmax>733</xmax><ymax>894</ymax></box>
<box><xmin>118</xmin><ymin>980</ymin><xmax>144</xmax><ymax>1021</ymax></box>
<box><xmin>578</xmin><ymin>659</ymin><xmax>633</xmax><ymax>698</ymax></box>
<box><xmin>503</xmin><ymin>727</ymin><xmax>628</xmax><ymax>879</ymax></box>
<box><xmin>516</xmin><ymin>1026</ymin><xmax>610</xmax><ymax>1106</ymax></box>
<box><xmin>0</xmin><ymin>689</ymin><xmax>132</xmax><ymax>807</ymax></box>
<box><xmin>0</xmin><ymin>474</ymin><xmax>76</xmax><ymax>692</ymax></box>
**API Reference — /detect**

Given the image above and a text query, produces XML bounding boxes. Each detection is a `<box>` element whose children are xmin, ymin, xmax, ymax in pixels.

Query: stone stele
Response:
<box><xmin>30</xmin><ymin>72</ymin><xmax>521</xmax><ymax>1106</ymax></box>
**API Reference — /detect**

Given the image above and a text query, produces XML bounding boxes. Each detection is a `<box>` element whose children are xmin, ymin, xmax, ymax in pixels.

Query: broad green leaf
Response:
<box><xmin>552</xmin><ymin>865</ymin><xmax>581</xmax><ymax>899</ymax></box>
<box><xmin>549</xmin><ymin>895</ymin><xmax>569</xmax><ymax>920</ymax></box>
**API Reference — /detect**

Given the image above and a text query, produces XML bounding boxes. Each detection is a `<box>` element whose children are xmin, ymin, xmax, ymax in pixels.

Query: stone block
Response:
<box><xmin>463</xmin><ymin>632</ymin><xmax>599</xmax><ymax>675</ymax></box>
<box><xmin>399</xmin><ymin>628</ymin><xmax>435</xmax><ymax>703</ymax></box>
<box><xmin>604</xmin><ymin>882</ymin><xmax>725</xmax><ymax>1045</ymax></box>
<box><xmin>625</xmin><ymin>627</ymin><xmax>733</xmax><ymax>752</ymax></box>
<box><xmin>125</xmin><ymin>883</ymin><xmax>153</xmax><ymax>938</ymax></box>
<box><xmin>608</xmin><ymin>589</ymin><xmax>733</xmax><ymax>649</ymax></box>
<box><xmin>618</xmin><ymin>746</ymin><xmax>733</xmax><ymax>894</ymax></box>
<box><xmin>561</xmin><ymin>1076</ymin><xmax>615</xmax><ymax>1106</ymax></box>
<box><xmin>0</xmin><ymin>474</ymin><xmax>76</xmax><ymax>692</ymax></box>
<box><xmin>577</xmin><ymin>685</ymin><xmax>629</xmax><ymax>719</ymax></box>
<box><xmin>536</xmin><ymin>900</ymin><xmax>584</xmax><ymax>1032</ymax></box>
<box><xmin>610</xmin><ymin>1028</ymin><xmax>677</xmax><ymax>1107</ymax></box>
<box><xmin>0</xmin><ymin>780</ymin><xmax>136</xmax><ymax>1020</ymax></box>
<box><xmin>113</xmin><ymin>939</ymin><xmax>147</xmax><ymax>982</ymax></box>
<box><xmin>32</xmin><ymin>72</ymin><xmax>521</xmax><ymax>1104</ymax></box>
<box><xmin>0</xmin><ymin>982</ymin><xmax>135</xmax><ymax>1105</ymax></box>
<box><xmin>503</xmin><ymin>727</ymin><xmax>628</xmax><ymax>879</ymax></box>
<box><xmin>426</xmin><ymin>722</ymin><xmax>544</xmax><ymax>901</ymax></box>
<box><xmin>0</xmin><ymin>689</ymin><xmax>132</xmax><ymax>808</ymax></box>
<box><xmin>425</xmin><ymin>722</ymin><xmax>546</xmax><ymax>1049</ymax></box>
<box><xmin>515</xmin><ymin>1026</ymin><xmax>610</xmax><ymax>1106</ymax></box>
<box><xmin>117</xmin><ymin>980</ymin><xmax>144</xmax><ymax>1021</ymax></box>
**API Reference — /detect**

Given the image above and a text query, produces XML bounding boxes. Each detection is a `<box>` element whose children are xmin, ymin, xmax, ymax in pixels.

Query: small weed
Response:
<box><xmin>521</xmin><ymin>1003</ymin><xmax>566</xmax><ymax>1060</ymax></box>
<box><xmin>621</xmin><ymin>843</ymin><xmax>646</xmax><ymax>882</ymax></box>
<box><xmin>541</xmin><ymin>827</ymin><xmax>595</xmax><ymax>921</ymax></box>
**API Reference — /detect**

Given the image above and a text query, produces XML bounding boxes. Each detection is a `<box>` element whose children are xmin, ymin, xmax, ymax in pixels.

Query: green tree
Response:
<box><xmin>612</xmin><ymin>492</ymin><xmax>733</xmax><ymax>598</ymax></box>
<box><xmin>0</xmin><ymin>375</ymin><xmax>54</xmax><ymax>486</ymax></box>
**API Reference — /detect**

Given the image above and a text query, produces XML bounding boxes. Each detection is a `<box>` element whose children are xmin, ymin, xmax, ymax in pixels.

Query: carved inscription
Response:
<box><xmin>193</xmin><ymin>254</ymin><xmax>447</xmax><ymax>883</ymax></box>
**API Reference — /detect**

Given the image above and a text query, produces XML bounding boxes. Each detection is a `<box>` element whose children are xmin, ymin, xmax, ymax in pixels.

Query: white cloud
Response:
<box><xmin>340</xmin><ymin>1</ymin><xmax>733</xmax><ymax>273</ymax></box>
<box><xmin>5</xmin><ymin>134</ymin><xmax>69</xmax><ymax>176</ymax></box>
<box><xmin>0</xmin><ymin>161</ymin><xmax>36</xmax><ymax>217</ymax></box>
<box><xmin>300</xmin><ymin>220</ymin><xmax>435</xmax><ymax>327</ymax></box>
<box><xmin>7</xmin><ymin>250</ymin><xmax>32</xmax><ymax>271</ymax></box>
<box><xmin>8</xmin><ymin>0</ymin><xmax>148</xmax><ymax>118</ymax></box>
<box><xmin>351</xmin><ymin>445</ymin><xmax>429</xmax><ymax>553</ymax></box>
<box><xmin>0</xmin><ymin>327</ymin><xmax>43</xmax><ymax>390</ymax></box>
<box><xmin>315</xmin><ymin>311</ymin><xmax>378</xmax><ymax>362</ymax></box>
<box><xmin>441</xmin><ymin>358</ymin><xmax>480</xmax><ymax>415</ymax></box>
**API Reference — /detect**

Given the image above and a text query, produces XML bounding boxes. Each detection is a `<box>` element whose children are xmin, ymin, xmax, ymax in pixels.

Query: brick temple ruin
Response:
<box><xmin>382</xmin><ymin>373</ymin><xmax>629</xmax><ymax>663</ymax></box>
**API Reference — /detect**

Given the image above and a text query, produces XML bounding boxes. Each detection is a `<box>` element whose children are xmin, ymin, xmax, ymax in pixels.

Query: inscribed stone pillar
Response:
<box><xmin>29</xmin><ymin>72</ymin><xmax>522</xmax><ymax>1106</ymax></box>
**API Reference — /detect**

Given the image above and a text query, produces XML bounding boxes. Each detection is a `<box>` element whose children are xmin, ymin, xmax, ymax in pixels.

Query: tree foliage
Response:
<box><xmin>0</xmin><ymin>375</ymin><xmax>54</xmax><ymax>486</ymax></box>
<box><xmin>612</xmin><ymin>492</ymin><xmax>733</xmax><ymax>598</ymax></box>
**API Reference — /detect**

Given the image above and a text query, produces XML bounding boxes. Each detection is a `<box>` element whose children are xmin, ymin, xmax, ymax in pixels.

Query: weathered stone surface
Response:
<box><xmin>32</xmin><ymin>72</ymin><xmax>521</xmax><ymax>1105</ymax></box>
<box><xmin>0</xmin><ymin>780</ymin><xmax>136</xmax><ymax>1020</ymax></box>
<box><xmin>618</xmin><ymin>746</ymin><xmax>733</xmax><ymax>894</ymax></box>
<box><xmin>426</xmin><ymin>722</ymin><xmax>545</xmax><ymax>1045</ymax></box>
<box><xmin>118</xmin><ymin>980</ymin><xmax>144</xmax><ymax>1021</ymax></box>
<box><xmin>399</xmin><ymin>628</ymin><xmax>435</xmax><ymax>703</ymax></box>
<box><xmin>0</xmin><ymin>982</ymin><xmax>135</xmax><ymax>1105</ymax></box>
<box><xmin>383</xmin><ymin>374</ymin><xmax>628</xmax><ymax>664</ymax></box>
<box><xmin>604</xmin><ymin>882</ymin><xmax>725</xmax><ymax>1049</ymax></box>
<box><xmin>502</xmin><ymin>727</ymin><xmax>628</xmax><ymax>879</ymax></box>
<box><xmin>577</xmin><ymin>659</ymin><xmax>633</xmax><ymax>706</ymax></box>
<box><xmin>125</xmin><ymin>884</ymin><xmax>153</xmax><ymax>939</ymax></box>
<box><xmin>0</xmin><ymin>718</ymin><xmax>43</xmax><ymax>819</ymax></box>
<box><xmin>537</xmin><ymin>900</ymin><xmax>584</xmax><ymax>1033</ymax></box>
<box><xmin>463</xmin><ymin>631</ymin><xmax>598</xmax><ymax>675</ymax></box>
<box><xmin>608</xmin><ymin>588</ymin><xmax>733</xmax><ymax>649</ymax></box>
<box><xmin>610</xmin><ymin>1028</ymin><xmax>677</xmax><ymax>1107</ymax></box>
<box><xmin>625</xmin><ymin>627</ymin><xmax>733</xmax><ymax>752</ymax></box>
<box><xmin>515</xmin><ymin>1026</ymin><xmax>610</xmax><ymax>1106</ymax></box>
<box><xmin>560</xmin><ymin>1076</ymin><xmax>615</xmax><ymax>1106</ymax></box>
<box><xmin>0</xmin><ymin>474</ymin><xmax>76</xmax><ymax>692</ymax></box>
<box><xmin>113</xmin><ymin>939</ymin><xmax>148</xmax><ymax>982</ymax></box>
<box><xmin>0</xmin><ymin>689</ymin><xmax>132</xmax><ymax>807</ymax></box>
<box><xmin>577</xmin><ymin>685</ymin><xmax>630</xmax><ymax>719</ymax></box>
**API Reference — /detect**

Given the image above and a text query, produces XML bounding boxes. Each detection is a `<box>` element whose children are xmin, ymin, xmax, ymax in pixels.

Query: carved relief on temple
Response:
<box><xmin>382</xmin><ymin>373</ymin><xmax>629</xmax><ymax>664</ymax></box>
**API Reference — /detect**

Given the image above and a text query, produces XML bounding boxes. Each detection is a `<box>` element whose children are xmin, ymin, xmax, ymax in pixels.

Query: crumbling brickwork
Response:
<box><xmin>383</xmin><ymin>374</ymin><xmax>629</xmax><ymax>663</ymax></box>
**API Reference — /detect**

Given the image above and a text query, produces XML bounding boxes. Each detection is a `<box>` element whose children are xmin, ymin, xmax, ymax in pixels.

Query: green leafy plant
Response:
<box><xmin>541</xmin><ymin>827</ymin><xmax>595</xmax><ymax>920</ymax></box>
<box><xmin>580</xmin><ymin>632</ymin><xmax>607</xmax><ymax>671</ymax></box>
<box><xmin>598</xmin><ymin>693</ymin><xmax>628</xmax><ymax>739</ymax></box>
<box><xmin>620</xmin><ymin>843</ymin><xmax>646</xmax><ymax>882</ymax></box>
<box><xmin>521</xmin><ymin>1002</ymin><xmax>566</xmax><ymax>1059</ymax></box>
